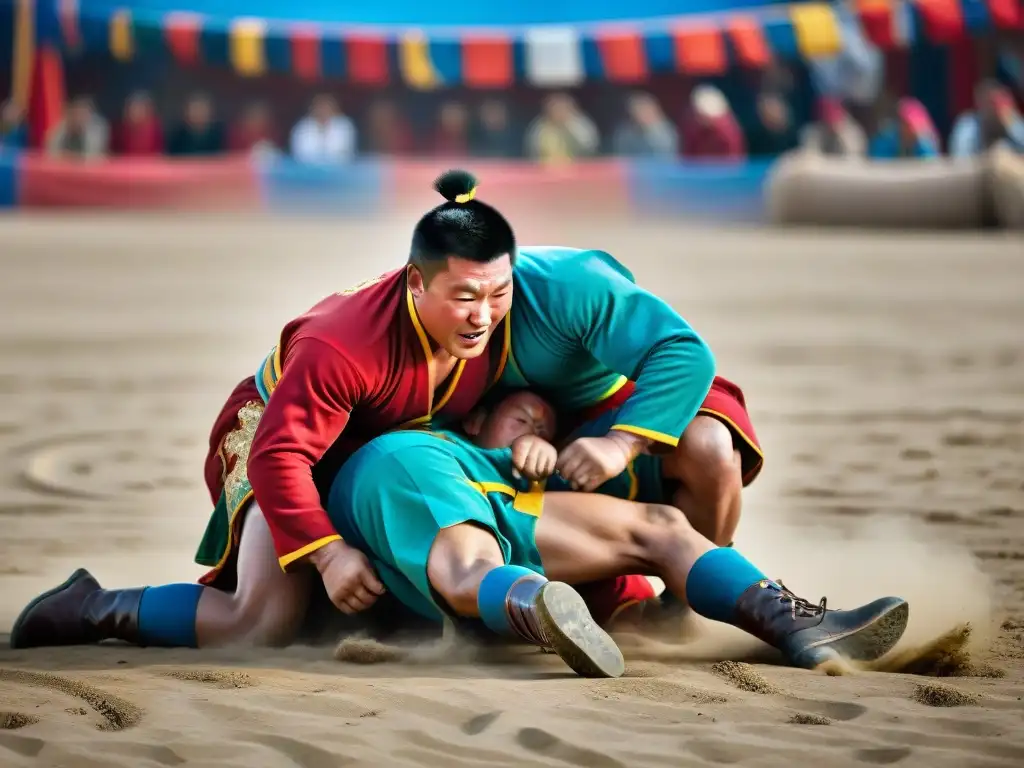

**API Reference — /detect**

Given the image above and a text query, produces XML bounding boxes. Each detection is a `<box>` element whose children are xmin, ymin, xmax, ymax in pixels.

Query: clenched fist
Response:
<box><xmin>511</xmin><ymin>434</ymin><xmax>558</xmax><ymax>482</ymax></box>
<box><xmin>309</xmin><ymin>539</ymin><xmax>386</xmax><ymax>614</ymax></box>
<box><xmin>555</xmin><ymin>432</ymin><xmax>649</xmax><ymax>492</ymax></box>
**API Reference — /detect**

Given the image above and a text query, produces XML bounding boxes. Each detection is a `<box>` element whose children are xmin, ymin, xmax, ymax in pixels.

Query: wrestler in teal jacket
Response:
<box><xmin>499</xmin><ymin>246</ymin><xmax>715</xmax><ymax>451</ymax></box>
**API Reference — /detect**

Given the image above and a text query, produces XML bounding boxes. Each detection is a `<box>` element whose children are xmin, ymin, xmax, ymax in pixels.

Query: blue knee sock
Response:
<box><xmin>137</xmin><ymin>584</ymin><xmax>204</xmax><ymax>648</ymax></box>
<box><xmin>477</xmin><ymin>565</ymin><xmax>545</xmax><ymax>637</ymax></box>
<box><xmin>662</xmin><ymin>541</ymin><xmax>734</xmax><ymax>609</ymax></box>
<box><xmin>684</xmin><ymin>548</ymin><xmax>768</xmax><ymax>624</ymax></box>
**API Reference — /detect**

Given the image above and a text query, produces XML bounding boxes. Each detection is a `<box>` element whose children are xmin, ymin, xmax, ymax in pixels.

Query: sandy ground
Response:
<box><xmin>0</xmin><ymin>214</ymin><xmax>1021</xmax><ymax>768</ymax></box>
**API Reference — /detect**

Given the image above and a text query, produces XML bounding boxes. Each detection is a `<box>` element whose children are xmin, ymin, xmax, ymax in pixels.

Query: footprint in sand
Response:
<box><xmin>855</xmin><ymin>746</ymin><xmax>913</xmax><ymax>765</ymax></box>
<box><xmin>516</xmin><ymin>727</ymin><xmax>626</xmax><ymax>768</ymax></box>
<box><xmin>461</xmin><ymin>711</ymin><xmax>501</xmax><ymax>735</ymax></box>
<box><xmin>15</xmin><ymin>430</ymin><xmax>195</xmax><ymax>499</ymax></box>
<box><xmin>0</xmin><ymin>668</ymin><xmax>143</xmax><ymax>731</ymax></box>
<box><xmin>785</xmin><ymin>698</ymin><xmax>867</xmax><ymax>722</ymax></box>
<box><xmin>687</xmin><ymin>737</ymin><xmax>765</xmax><ymax>764</ymax></box>
<box><xmin>0</xmin><ymin>732</ymin><xmax>46</xmax><ymax>758</ymax></box>
<box><xmin>597</xmin><ymin>678</ymin><xmax>728</xmax><ymax>705</ymax></box>
<box><xmin>160</xmin><ymin>668</ymin><xmax>258</xmax><ymax>689</ymax></box>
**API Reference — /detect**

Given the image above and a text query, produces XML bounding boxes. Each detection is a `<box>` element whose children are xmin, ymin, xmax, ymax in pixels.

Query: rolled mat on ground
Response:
<box><xmin>765</xmin><ymin>150</ymin><xmax>998</xmax><ymax>229</ymax></box>
<box><xmin>989</xmin><ymin>141</ymin><xmax>1024</xmax><ymax>230</ymax></box>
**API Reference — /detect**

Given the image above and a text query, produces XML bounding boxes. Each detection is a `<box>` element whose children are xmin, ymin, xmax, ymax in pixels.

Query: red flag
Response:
<box><xmin>347</xmin><ymin>35</ymin><xmax>389</xmax><ymax>84</ymax></box>
<box><xmin>727</xmin><ymin>16</ymin><xmax>770</xmax><ymax>68</ymax></box>
<box><xmin>462</xmin><ymin>36</ymin><xmax>513</xmax><ymax>88</ymax></box>
<box><xmin>290</xmin><ymin>24</ymin><xmax>321</xmax><ymax>80</ymax></box>
<box><xmin>916</xmin><ymin>0</ymin><xmax>965</xmax><ymax>45</ymax></box>
<box><xmin>985</xmin><ymin>0</ymin><xmax>1023</xmax><ymax>29</ymax></box>
<box><xmin>855</xmin><ymin>0</ymin><xmax>898</xmax><ymax>49</ymax></box>
<box><xmin>165</xmin><ymin>12</ymin><xmax>201</xmax><ymax>65</ymax></box>
<box><xmin>673</xmin><ymin>24</ymin><xmax>727</xmax><ymax>75</ymax></box>
<box><xmin>596</xmin><ymin>27</ymin><xmax>648</xmax><ymax>82</ymax></box>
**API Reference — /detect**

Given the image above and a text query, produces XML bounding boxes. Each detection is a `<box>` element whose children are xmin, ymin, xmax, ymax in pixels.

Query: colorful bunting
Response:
<box><xmin>165</xmin><ymin>13</ymin><xmax>201</xmax><ymax>66</ymax></box>
<box><xmin>462</xmin><ymin>36</ymin><xmax>514</xmax><ymax>88</ymax></box>
<box><xmin>289</xmin><ymin>24</ymin><xmax>322</xmax><ymax>80</ymax></box>
<box><xmin>672</xmin><ymin>24</ymin><xmax>727</xmax><ymax>75</ymax></box>
<box><xmin>985</xmin><ymin>0</ymin><xmax>1022</xmax><ymax>28</ymax></box>
<box><xmin>595</xmin><ymin>28</ymin><xmax>648</xmax><ymax>83</ymax></box>
<box><xmin>399</xmin><ymin>32</ymin><xmax>442</xmax><ymax>90</ymax></box>
<box><xmin>347</xmin><ymin>35</ymin><xmax>388</xmax><ymax>84</ymax></box>
<box><xmin>915</xmin><ymin>0</ymin><xmax>966</xmax><ymax>43</ymax></box>
<box><xmin>38</xmin><ymin>1</ymin><xmax>1003</xmax><ymax>86</ymax></box>
<box><xmin>58</xmin><ymin>0</ymin><xmax>81</xmax><ymax>52</ymax></box>
<box><xmin>790</xmin><ymin>4</ymin><xmax>844</xmax><ymax>59</ymax></box>
<box><xmin>857</xmin><ymin>0</ymin><xmax>899</xmax><ymax>48</ymax></box>
<box><xmin>524</xmin><ymin>27</ymin><xmax>584</xmax><ymax>86</ymax></box>
<box><xmin>229</xmin><ymin>19</ymin><xmax>266</xmax><ymax>77</ymax></box>
<box><xmin>109</xmin><ymin>9</ymin><xmax>134</xmax><ymax>62</ymax></box>
<box><xmin>727</xmin><ymin>16</ymin><xmax>772</xmax><ymax>68</ymax></box>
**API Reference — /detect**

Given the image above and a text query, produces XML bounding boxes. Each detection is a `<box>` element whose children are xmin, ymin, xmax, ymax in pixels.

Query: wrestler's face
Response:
<box><xmin>467</xmin><ymin>391</ymin><xmax>557</xmax><ymax>449</ymax></box>
<box><xmin>409</xmin><ymin>255</ymin><xmax>513</xmax><ymax>360</ymax></box>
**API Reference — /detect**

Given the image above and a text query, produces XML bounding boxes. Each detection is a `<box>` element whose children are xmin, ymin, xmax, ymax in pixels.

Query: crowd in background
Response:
<box><xmin>2</xmin><ymin>56</ymin><xmax>1024</xmax><ymax>164</ymax></box>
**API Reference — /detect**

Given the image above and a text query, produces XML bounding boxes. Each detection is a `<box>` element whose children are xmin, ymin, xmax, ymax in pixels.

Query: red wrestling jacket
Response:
<box><xmin>247</xmin><ymin>269</ymin><xmax>509</xmax><ymax>569</ymax></box>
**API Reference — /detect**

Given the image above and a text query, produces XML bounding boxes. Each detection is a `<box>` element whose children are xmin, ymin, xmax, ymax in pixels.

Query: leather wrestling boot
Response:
<box><xmin>734</xmin><ymin>579</ymin><xmax>909</xmax><ymax>670</ymax></box>
<box><xmin>9</xmin><ymin>568</ymin><xmax>145</xmax><ymax>649</ymax></box>
<box><xmin>507</xmin><ymin>578</ymin><xmax>625</xmax><ymax>679</ymax></box>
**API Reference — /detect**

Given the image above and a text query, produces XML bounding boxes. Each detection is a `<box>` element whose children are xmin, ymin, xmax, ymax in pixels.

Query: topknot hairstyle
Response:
<box><xmin>409</xmin><ymin>169</ymin><xmax>516</xmax><ymax>271</ymax></box>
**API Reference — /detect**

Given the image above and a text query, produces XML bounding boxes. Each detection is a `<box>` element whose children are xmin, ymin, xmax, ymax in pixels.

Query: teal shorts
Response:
<box><xmin>327</xmin><ymin>429</ymin><xmax>546</xmax><ymax>621</ymax></box>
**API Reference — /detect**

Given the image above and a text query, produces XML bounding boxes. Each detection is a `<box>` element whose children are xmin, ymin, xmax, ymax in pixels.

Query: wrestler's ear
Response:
<box><xmin>407</xmin><ymin>264</ymin><xmax>426</xmax><ymax>297</ymax></box>
<box><xmin>463</xmin><ymin>407</ymin><xmax>487</xmax><ymax>437</ymax></box>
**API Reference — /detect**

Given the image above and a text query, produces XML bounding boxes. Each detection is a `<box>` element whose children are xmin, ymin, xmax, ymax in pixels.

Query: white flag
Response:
<box><xmin>525</xmin><ymin>27</ymin><xmax>584</xmax><ymax>87</ymax></box>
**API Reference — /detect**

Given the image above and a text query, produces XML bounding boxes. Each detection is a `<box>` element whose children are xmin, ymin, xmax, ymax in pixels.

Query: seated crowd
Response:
<box><xmin>1</xmin><ymin>77</ymin><xmax>1022</xmax><ymax>163</ymax></box>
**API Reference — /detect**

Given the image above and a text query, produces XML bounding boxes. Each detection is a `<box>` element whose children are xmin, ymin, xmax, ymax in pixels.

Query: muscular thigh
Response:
<box><xmin>234</xmin><ymin>503</ymin><xmax>312</xmax><ymax>627</ymax></box>
<box><xmin>535</xmin><ymin>493</ymin><xmax>666</xmax><ymax>584</ymax></box>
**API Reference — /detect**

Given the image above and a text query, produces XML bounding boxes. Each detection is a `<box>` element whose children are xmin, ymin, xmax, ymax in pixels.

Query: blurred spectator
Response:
<box><xmin>800</xmin><ymin>97</ymin><xmax>866</xmax><ymax>157</ymax></box>
<box><xmin>613</xmin><ymin>92</ymin><xmax>678</xmax><ymax>158</ymax></box>
<box><xmin>680</xmin><ymin>85</ymin><xmax>746</xmax><ymax>160</ymax></box>
<box><xmin>472</xmin><ymin>98</ymin><xmax>517</xmax><ymax>158</ymax></box>
<box><xmin>230</xmin><ymin>101</ymin><xmax>279</xmax><ymax>156</ymax></box>
<box><xmin>46</xmin><ymin>95</ymin><xmax>109</xmax><ymax>160</ymax></box>
<box><xmin>290</xmin><ymin>94</ymin><xmax>356</xmax><ymax>164</ymax></box>
<box><xmin>0</xmin><ymin>100</ymin><xmax>26</xmax><ymax>149</ymax></box>
<box><xmin>949</xmin><ymin>80</ymin><xmax>1024</xmax><ymax>157</ymax></box>
<box><xmin>746</xmin><ymin>92</ymin><xmax>799</xmax><ymax>158</ymax></box>
<box><xmin>168</xmin><ymin>93</ymin><xmax>225</xmax><ymax>156</ymax></box>
<box><xmin>112</xmin><ymin>91</ymin><xmax>164</xmax><ymax>156</ymax></box>
<box><xmin>525</xmin><ymin>93</ymin><xmax>599</xmax><ymax>164</ymax></box>
<box><xmin>429</xmin><ymin>100</ymin><xmax>470</xmax><ymax>156</ymax></box>
<box><xmin>869</xmin><ymin>98</ymin><xmax>940</xmax><ymax>160</ymax></box>
<box><xmin>363</xmin><ymin>98</ymin><xmax>414</xmax><ymax>156</ymax></box>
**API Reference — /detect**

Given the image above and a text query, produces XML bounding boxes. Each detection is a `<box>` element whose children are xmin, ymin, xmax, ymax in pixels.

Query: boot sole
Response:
<box><xmin>534</xmin><ymin>582</ymin><xmax>625</xmax><ymax>679</ymax></box>
<box><xmin>9</xmin><ymin>568</ymin><xmax>93</xmax><ymax>649</ymax></box>
<box><xmin>792</xmin><ymin>599</ymin><xmax>910</xmax><ymax>670</ymax></box>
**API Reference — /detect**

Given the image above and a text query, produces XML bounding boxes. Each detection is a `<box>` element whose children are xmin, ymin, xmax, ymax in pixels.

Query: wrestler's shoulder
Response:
<box><xmin>284</xmin><ymin>269</ymin><xmax>405</xmax><ymax>355</ymax></box>
<box><xmin>515</xmin><ymin>246</ymin><xmax>636</xmax><ymax>287</ymax></box>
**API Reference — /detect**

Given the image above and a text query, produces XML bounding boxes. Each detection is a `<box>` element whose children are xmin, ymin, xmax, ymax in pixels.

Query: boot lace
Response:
<box><xmin>774</xmin><ymin>580</ymin><xmax>827</xmax><ymax>619</ymax></box>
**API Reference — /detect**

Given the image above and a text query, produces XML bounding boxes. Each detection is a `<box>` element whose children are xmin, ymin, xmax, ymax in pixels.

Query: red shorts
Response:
<box><xmin>573</xmin><ymin>375</ymin><xmax>764</xmax><ymax>625</ymax></box>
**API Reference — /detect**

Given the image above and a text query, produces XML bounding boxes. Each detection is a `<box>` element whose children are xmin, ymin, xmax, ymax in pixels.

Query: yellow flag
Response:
<box><xmin>110</xmin><ymin>9</ymin><xmax>134</xmax><ymax>62</ymax></box>
<box><xmin>790</xmin><ymin>4</ymin><xmax>842</xmax><ymax>60</ymax></box>
<box><xmin>230</xmin><ymin>19</ymin><xmax>267</xmax><ymax>77</ymax></box>
<box><xmin>11</xmin><ymin>0</ymin><xmax>35</xmax><ymax>108</ymax></box>
<box><xmin>400</xmin><ymin>32</ymin><xmax>440</xmax><ymax>90</ymax></box>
